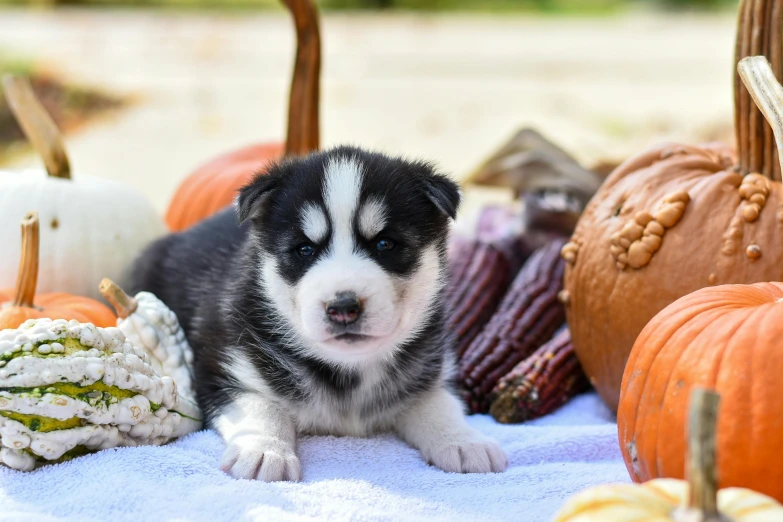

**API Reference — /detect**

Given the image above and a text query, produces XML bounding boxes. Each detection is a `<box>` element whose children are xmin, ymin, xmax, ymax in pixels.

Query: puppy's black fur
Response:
<box><xmin>129</xmin><ymin>146</ymin><xmax>461</xmax><ymax>429</ymax></box>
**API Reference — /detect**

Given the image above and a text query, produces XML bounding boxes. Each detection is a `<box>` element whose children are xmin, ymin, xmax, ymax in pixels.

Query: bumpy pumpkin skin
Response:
<box><xmin>618</xmin><ymin>282</ymin><xmax>783</xmax><ymax>501</ymax></box>
<box><xmin>0</xmin><ymin>290</ymin><xmax>116</xmax><ymax>330</ymax></box>
<box><xmin>562</xmin><ymin>141</ymin><xmax>783</xmax><ymax>412</ymax></box>
<box><xmin>552</xmin><ymin>478</ymin><xmax>783</xmax><ymax>521</ymax></box>
<box><xmin>165</xmin><ymin>141</ymin><xmax>284</xmax><ymax>232</ymax></box>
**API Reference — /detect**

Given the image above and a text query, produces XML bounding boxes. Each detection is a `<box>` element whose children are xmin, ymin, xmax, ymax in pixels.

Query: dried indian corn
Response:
<box><xmin>459</xmin><ymin>238</ymin><xmax>566</xmax><ymax>413</ymax></box>
<box><xmin>446</xmin><ymin>240</ymin><xmax>512</xmax><ymax>358</ymax></box>
<box><xmin>446</xmin><ymin>233</ymin><xmax>532</xmax><ymax>358</ymax></box>
<box><xmin>489</xmin><ymin>327</ymin><xmax>590</xmax><ymax>423</ymax></box>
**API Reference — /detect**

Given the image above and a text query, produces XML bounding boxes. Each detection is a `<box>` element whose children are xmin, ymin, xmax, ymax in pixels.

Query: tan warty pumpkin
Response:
<box><xmin>561</xmin><ymin>0</ymin><xmax>783</xmax><ymax>412</ymax></box>
<box><xmin>553</xmin><ymin>389</ymin><xmax>783</xmax><ymax>522</ymax></box>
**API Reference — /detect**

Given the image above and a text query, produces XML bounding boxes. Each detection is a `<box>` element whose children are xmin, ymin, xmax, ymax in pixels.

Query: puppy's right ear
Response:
<box><xmin>235</xmin><ymin>174</ymin><xmax>280</xmax><ymax>224</ymax></box>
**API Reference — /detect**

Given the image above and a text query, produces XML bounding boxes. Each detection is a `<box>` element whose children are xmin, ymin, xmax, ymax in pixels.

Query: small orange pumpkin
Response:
<box><xmin>618</xmin><ymin>281</ymin><xmax>783</xmax><ymax>501</ymax></box>
<box><xmin>165</xmin><ymin>0</ymin><xmax>320</xmax><ymax>232</ymax></box>
<box><xmin>0</xmin><ymin>212</ymin><xmax>116</xmax><ymax>330</ymax></box>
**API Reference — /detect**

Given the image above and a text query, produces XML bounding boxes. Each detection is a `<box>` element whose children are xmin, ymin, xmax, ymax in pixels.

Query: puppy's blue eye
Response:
<box><xmin>376</xmin><ymin>238</ymin><xmax>395</xmax><ymax>252</ymax></box>
<box><xmin>297</xmin><ymin>244</ymin><xmax>315</xmax><ymax>257</ymax></box>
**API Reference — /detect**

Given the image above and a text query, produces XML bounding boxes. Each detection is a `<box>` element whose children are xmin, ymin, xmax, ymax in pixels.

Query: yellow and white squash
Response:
<box><xmin>552</xmin><ymin>389</ymin><xmax>783</xmax><ymax>522</ymax></box>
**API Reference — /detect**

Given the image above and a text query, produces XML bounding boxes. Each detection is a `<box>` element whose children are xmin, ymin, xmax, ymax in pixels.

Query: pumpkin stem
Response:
<box><xmin>734</xmin><ymin>0</ymin><xmax>783</xmax><ymax>180</ymax></box>
<box><xmin>282</xmin><ymin>0</ymin><xmax>320</xmax><ymax>156</ymax></box>
<box><xmin>98</xmin><ymin>278</ymin><xmax>138</xmax><ymax>319</ymax></box>
<box><xmin>12</xmin><ymin>212</ymin><xmax>40</xmax><ymax>309</ymax></box>
<box><xmin>738</xmin><ymin>56</ymin><xmax>783</xmax><ymax>183</ymax></box>
<box><xmin>1</xmin><ymin>75</ymin><xmax>71</xmax><ymax>180</ymax></box>
<box><xmin>685</xmin><ymin>388</ymin><xmax>722</xmax><ymax>521</ymax></box>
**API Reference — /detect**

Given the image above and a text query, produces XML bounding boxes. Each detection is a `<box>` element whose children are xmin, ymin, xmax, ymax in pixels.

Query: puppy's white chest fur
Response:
<box><xmin>224</xmin><ymin>352</ymin><xmax>400</xmax><ymax>437</ymax></box>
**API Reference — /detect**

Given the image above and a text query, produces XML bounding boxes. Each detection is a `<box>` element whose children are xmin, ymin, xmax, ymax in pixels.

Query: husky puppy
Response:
<box><xmin>129</xmin><ymin>146</ymin><xmax>507</xmax><ymax>481</ymax></box>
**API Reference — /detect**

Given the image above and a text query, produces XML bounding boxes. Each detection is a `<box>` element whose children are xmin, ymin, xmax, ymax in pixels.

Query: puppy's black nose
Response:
<box><xmin>326</xmin><ymin>293</ymin><xmax>362</xmax><ymax>325</ymax></box>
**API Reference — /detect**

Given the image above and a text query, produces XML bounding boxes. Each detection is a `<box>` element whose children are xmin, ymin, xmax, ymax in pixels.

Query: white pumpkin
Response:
<box><xmin>0</xmin><ymin>76</ymin><xmax>165</xmax><ymax>301</ymax></box>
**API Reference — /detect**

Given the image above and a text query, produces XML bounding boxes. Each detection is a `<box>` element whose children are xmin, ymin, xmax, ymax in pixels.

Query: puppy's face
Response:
<box><xmin>236</xmin><ymin>147</ymin><xmax>460</xmax><ymax>365</ymax></box>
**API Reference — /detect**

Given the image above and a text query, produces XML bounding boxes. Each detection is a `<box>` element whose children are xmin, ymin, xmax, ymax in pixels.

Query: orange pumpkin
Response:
<box><xmin>165</xmin><ymin>142</ymin><xmax>285</xmax><ymax>231</ymax></box>
<box><xmin>165</xmin><ymin>0</ymin><xmax>320</xmax><ymax>232</ymax></box>
<box><xmin>0</xmin><ymin>212</ymin><xmax>115</xmax><ymax>330</ymax></box>
<box><xmin>561</xmin><ymin>0</ymin><xmax>783</xmax><ymax>412</ymax></box>
<box><xmin>618</xmin><ymin>281</ymin><xmax>783</xmax><ymax>501</ymax></box>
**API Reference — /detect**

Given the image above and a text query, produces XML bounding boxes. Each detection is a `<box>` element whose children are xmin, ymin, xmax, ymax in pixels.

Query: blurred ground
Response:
<box><xmin>0</xmin><ymin>7</ymin><xmax>737</xmax><ymax>214</ymax></box>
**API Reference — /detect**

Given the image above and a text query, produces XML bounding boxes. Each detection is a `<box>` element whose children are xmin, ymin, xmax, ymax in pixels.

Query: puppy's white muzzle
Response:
<box><xmin>298</xmin><ymin>253</ymin><xmax>400</xmax><ymax>354</ymax></box>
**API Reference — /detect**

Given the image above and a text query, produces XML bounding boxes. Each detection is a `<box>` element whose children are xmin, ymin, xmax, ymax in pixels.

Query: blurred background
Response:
<box><xmin>0</xmin><ymin>0</ymin><xmax>739</xmax><ymax>214</ymax></box>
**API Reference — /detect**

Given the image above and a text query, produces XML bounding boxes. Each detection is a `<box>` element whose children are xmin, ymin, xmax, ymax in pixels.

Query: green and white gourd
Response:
<box><xmin>0</xmin><ymin>319</ymin><xmax>200</xmax><ymax>471</ymax></box>
<box><xmin>99</xmin><ymin>279</ymin><xmax>199</xmax><ymax>419</ymax></box>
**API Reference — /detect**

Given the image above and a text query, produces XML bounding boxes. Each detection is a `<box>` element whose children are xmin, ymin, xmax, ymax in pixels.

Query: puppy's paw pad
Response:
<box><xmin>425</xmin><ymin>437</ymin><xmax>507</xmax><ymax>474</ymax></box>
<box><xmin>220</xmin><ymin>438</ymin><xmax>301</xmax><ymax>482</ymax></box>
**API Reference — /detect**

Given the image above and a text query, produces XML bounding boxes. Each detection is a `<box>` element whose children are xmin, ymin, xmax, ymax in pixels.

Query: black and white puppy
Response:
<box><xmin>129</xmin><ymin>146</ymin><xmax>507</xmax><ymax>482</ymax></box>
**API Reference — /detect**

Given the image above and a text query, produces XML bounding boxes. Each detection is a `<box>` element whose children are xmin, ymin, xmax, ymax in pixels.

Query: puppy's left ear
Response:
<box><xmin>235</xmin><ymin>173</ymin><xmax>281</xmax><ymax>224</ymax></box>
<box><xmin>422</xmin><ymin>173</ymin><xmax>462</xmax><ymax>220</ymax></box>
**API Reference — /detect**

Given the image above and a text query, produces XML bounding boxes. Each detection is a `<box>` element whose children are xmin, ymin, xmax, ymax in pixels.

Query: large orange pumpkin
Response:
<box><xmin>561</xmin><ymin>0</ymin><xmax>783</xmax><ymax>412</ymax></box>
<box><xmin>618</xmin><ymin>281</ymin><xmax>783</xmax><ymax>501</ymax></box>
<box><xmin>165</xmin><ymin>0</ymin><xmax>320</xmax><ymax>232</ymax></box>
<box><xmin>0</xmin><ymin>212</ymin><xmax>115</xmax><ymax>330</ymax></box>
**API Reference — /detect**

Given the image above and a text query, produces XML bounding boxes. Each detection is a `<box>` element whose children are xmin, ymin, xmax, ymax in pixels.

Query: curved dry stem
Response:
<box><xmin>12</xmin><ymin>212</ymin><xmax>40</xmax><ymax>309</ymax></box>
<box><xmin>2</xmin><ymin>75</ymin><xmax>71</xmax><ymax>179</ymax></box>
<box><xmin>738</xmin><ymin>56</ymin><xmax>783</xmax><ymax>182</ymax></box>
<box><xmin>98</xmin><ymin>278</ymin><xmax>138</xmax><ymax>319</ymax></box>
<box><xmin>282</xmin><ymin>0</ymin><xmax>321</xmax><ymax>156</ymax></box>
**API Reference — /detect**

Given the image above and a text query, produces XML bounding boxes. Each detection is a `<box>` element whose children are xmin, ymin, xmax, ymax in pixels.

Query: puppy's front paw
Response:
<box><xmin>421</xmin><ymin>432</ymin><xmax>507</xmax><ymax>474</ymax></box>
<box><xmin>220</xmin><ymin>436</ymin><xmax>301</xmax><ymax>482</ymax></box>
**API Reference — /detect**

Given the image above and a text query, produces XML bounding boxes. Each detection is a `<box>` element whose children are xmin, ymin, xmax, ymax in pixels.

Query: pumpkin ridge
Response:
<box><xmin>706</xmin><ymin>303</ymin><xmax>763</xmax><ymax>384</ymax></box>
<box><xmin>643</xmin><ymin>480</ymin><xmax>690</xmax><ymax>504</ymax></box>
<box><xmin>745</xmin><ymin>300</ymin><xmax>783</xmax><ymax>491</ymax></box>
<box><xmin>621</xmin><ymin>300</ymin><xmax>729</xmax><ymax>481</ymax></box>
<box><xmin>181</xmin><ymin>176</ymin><xmax>215</xmax><ymax>229</ymax></box>
<box><xmin>559</xmin><ymin>497</ymin><xmax>669</xmax><ymax>516</ymax></box>
<box><xmin>651</xmin><ymin>309</ymin><xmax>729</xmax><ymax>479</ymax></box>
<box><xmin>656</xmin><ymin>308</ymin><xmax>747</xmax><ymax>480</ymax></box>
<box><xmin>206</xmin><ymin>168</ymin><xmax>247</xmax><ymax>214</ymax></box>
<box><xmin>709</xmin><ymin>303</ymin><xmax>767</xmax><ymax>493</ymax></box>
<box><xmin>728</xmin><ymin>499</ymin><xmax>783</xmax><ymax>516</ymax></box>
<box><xmin>174</xmin><ymin>170</ymin><xmax>215</xmax><ymax>229</ymax></box>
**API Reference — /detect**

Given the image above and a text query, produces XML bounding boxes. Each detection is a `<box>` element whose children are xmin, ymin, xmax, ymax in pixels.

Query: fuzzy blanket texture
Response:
<box><xmin>0</xmin><ymin>392</ymin><xmax>629</xmax><ymax>522</ymax></box>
